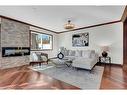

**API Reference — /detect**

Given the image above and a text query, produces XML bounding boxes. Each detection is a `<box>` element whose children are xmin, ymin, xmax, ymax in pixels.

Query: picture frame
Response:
<box><xmin>72</xmin><ymin>32</ymin><xmax>89</xmax><ymax>47</ymax></box>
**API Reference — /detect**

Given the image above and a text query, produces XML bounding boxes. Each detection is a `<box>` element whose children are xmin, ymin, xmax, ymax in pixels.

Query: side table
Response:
<box><xmin>99</xmin><ymin>56</ymin><xmax>111</xmax><ymax>66</ymax></box>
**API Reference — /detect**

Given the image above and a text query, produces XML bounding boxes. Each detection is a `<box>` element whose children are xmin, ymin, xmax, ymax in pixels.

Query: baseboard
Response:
<box><xmin>96</xmin><ymin>62</ymin><xmax>123</xmax><ymax>67</ymax></box>
<box><xmin>0</xmin><ymin>64</ymin><xmax>29</xmax><ymax>70</ymax></box>
<box><xmin>110</xmin><ymin>63</ymin><xmax>123</xmax><ymax>67</ymax></box>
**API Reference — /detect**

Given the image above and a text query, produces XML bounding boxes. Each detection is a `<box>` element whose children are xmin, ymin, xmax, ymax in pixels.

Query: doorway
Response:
<box><xmin>123</xmin><ymin>18</ymin><xmax>127</xmax><ymax>70</ymax></box>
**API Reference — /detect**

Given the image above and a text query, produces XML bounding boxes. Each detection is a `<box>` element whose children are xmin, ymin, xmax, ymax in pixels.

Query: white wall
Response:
<box><xmin>30</xmin><ymin>26</ymin><xmax>58</xmax><ymax>58</ymax></box>
<box><xmin>58</xmin><ymin>22</ymin><xmax>123</xmax><ymax>65</ymax></box>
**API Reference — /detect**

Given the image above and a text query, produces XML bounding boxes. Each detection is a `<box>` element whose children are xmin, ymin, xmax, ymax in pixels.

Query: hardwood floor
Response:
<box><xmin>100</xmin><ymin>64</ymin><xmax>127</xmax><ymax>89</ymax></box>
<box><xmin>0</xmin><ymin>64</ymin><xmax>127</xmax><ymax>89</ymax></box>
<box><xmin>0</xmin><ymin>65</ymin><xmax>79</xmax><ymax>89</ymax></box>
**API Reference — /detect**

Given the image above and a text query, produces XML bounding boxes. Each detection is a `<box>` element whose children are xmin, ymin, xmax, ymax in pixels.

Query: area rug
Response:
<box><xmin>29</xmin><ymin>64</ymin><xmax>54</xmax><ymax>71</ymax></box>
<box><xmin>29</xmin><ymin>65</ymin><xmax>104</xmax><ymax>89</ymax></box>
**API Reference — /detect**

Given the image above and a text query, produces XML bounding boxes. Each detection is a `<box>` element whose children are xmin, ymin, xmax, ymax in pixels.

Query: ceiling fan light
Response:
<box><xmin>64</xmin><ymin>20</ymin><xmax>75</xmax><ymax>29</ymax></box>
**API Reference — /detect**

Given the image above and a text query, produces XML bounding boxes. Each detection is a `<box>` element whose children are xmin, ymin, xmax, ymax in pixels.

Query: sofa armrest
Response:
<box><xmin>73</xmin><ymin>57</ymin><xmax>97</xmax><ymax>63</ymax></box>
<box><xmin>72</xmin><ymin>57</ymin><xmax>98</xmax><ymax>70</ymax></box>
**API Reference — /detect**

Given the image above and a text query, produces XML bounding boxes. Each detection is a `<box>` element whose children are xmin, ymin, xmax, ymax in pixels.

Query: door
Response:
<box><xmin>123</xmin><ymin>18</ymin><xmax>127</xmax><ymax>70</ymax></box>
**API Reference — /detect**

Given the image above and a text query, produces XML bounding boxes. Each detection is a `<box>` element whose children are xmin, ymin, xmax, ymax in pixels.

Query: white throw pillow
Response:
<box><xmin>31</xmin><ymin>52</ymin><xmax>38</xmax><ymax>61</ymax></box>
<box><xmin>68</xmin><ymin>50</ymin><xmax>75</xmax><ymax>56</ymax></box>
<box><xmin>82</xmin><ymin>50</ymin><xmax>91</xmax><ymax>58</ymax></box>
<box><xmin>41</xmin><ymin>55</ymin><xmax>48</xmax><ymax>61</ymax></box>
<box><xmin>64</xmin><ymin>50</ymin><xmax>69</xmax><ymax>56</ymax></box>
<box><xmin>90</xmin><ymin>50</ymin><xmax>96</xmax><ymax>58</ymax></box>
<box><xmin>75</xmin><ymin>50</ymin><xmax>82</xmax><ymax>57</ymax></box>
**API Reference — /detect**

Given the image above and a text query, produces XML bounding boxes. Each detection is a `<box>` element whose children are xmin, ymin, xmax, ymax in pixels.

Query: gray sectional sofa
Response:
<box><xmin>61</xmin><ymin>49</ymin><xmax>98</xmax><ymax>70</ymax></box>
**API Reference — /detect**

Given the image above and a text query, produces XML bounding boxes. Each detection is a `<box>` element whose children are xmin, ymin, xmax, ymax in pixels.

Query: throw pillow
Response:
<box><xmin>90</xmin><ymin>50</ymin><xmax>96</xmax><ymax>58</ymax></box>
<box><xmin>40</xmin><ymin>55</ymin><xmax>48</xmax><ymax>62</ymax></box>
<box><xmin>36</xmin><ymin>53</ymin><xmax>42</xmax><ymax>61</ymax></box>
<box><xmin>68</xmin><ymin>50</ymin><xmax>75</xmax><ymax>56</ymax></box>
<box><xmin>82</xmin><ymin>50</ymin><xmax>91</xmax><ymax>58</ymax></box>
<box><xmin>64</xmin><ymin>49</ymin><xmax>69</xmax><ymax>56</ymax></box>
<box><xmin>75</xmin><ymin>50</ymin><xmax>82</xmax><ymax>57</ymax></box>
<box><xmin>31</xmin><ymin>52</ymin><xmax>38</xmax><ymax>61</ymax></box>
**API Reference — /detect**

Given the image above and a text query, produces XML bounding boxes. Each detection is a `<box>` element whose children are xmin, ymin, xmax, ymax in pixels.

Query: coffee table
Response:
<box><xmin>49</xmin><ymin>58</ymin><xmax>73</xmax><ymax>67</ymax></box>
<box><xmin>62</xmin><ymin>58</ymin><xmax>73</xmax><ymax>67</ymax></box>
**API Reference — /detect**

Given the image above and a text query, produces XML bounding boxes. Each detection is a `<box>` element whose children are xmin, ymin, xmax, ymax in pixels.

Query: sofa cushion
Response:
<box><xmin>90</xmin><ymin>50</ymin><xmax>96</xmax><ymax>58</ymax></box>
<box><xmin>30</xmin><ymin>52</ymin><xmax>48</xmax><ymax>62</ymax></box>
<box><xmin>40</xmin><ymin>55</ymin><xmax>48</xmax><ymax>61</ymax></box>
<box><xmin>36</xmin><ymin>53</ymin><xmax>43</xmax><ymax>61</ymax></box>
<box><xmin>82</xmin><ymin>50</ymin><xmax>91</xmax><ymax>58</ymax></box>
<box><xmin>64</xmin><ymin>50</ymin><xmax>69</xmax><ymax>56</ymax></box>
<box><xmin>75</xmin><ymin>50</ymin><xmax>82</xmax><ymax>57</ymax></box>
<box><xmin>64</xmin><ymin>56</ymin><xmax>75</xmax><ymax>60</ymax></box>
<box><xmin>72</xmin><ymin>57</ymin><xmax>97</xmax><ymax>70</ymax></box>
<box><xmin>30</xmin><ymin>52</ymin><xmax>38</xmax><ymax>61</ymax></box>
<box><xmin>68</xmin><ymin>50</ymin><xmax>75</xmax><ymax>56</ymax></box>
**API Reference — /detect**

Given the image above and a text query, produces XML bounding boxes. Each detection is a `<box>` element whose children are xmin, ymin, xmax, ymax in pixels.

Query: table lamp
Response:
<box><xmin>101</xmin><ymin>46</ymin><xmax>109</xmax><ymax>57</ymax></box>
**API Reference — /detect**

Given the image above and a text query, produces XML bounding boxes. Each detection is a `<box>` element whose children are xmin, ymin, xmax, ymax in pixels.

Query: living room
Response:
<box><xmin>0</xmin><ymin>4</ymin><xmax>127</xmax><ymax>93</ymax></box>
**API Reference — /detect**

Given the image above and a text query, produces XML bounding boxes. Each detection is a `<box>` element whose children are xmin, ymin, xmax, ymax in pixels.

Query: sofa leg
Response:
<box><xmin>89</xmin><ymin>70</ymin><xmax>92</xmax><ymax>73</ymax></box>
<box><xmin>74</xmin><ymin>67</ymin><xmax>78</xmax><ymax>71</ymax></box>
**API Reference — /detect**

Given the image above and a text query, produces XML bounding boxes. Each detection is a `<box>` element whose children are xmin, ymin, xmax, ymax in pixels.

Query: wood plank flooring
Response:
<box><xmin>0</xmin><ymin>65</ymin><xmax>79</xmax><ymax>89</ymax></box>
<box><xmin>100</xmin><ymin>64</ymin><xmax>127</xmax><ymax>89</ymax></box>
<box><xmin>0</xmin><ymin>64</ymin><xmax>127</xmax><ymax>89</ymax></box>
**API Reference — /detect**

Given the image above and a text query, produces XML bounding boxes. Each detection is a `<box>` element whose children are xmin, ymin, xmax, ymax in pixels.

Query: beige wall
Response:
<box><xmin>58</xmin><ymin>22</ymin><xmax>123</xmax><ymax>65</ymax></box>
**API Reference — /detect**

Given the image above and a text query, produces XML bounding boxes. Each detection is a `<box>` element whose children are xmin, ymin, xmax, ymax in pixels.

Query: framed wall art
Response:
<box><xmin>72</xmin><ymin>32</ymin><xmax>89</xmax><ymax>47</ymax></box>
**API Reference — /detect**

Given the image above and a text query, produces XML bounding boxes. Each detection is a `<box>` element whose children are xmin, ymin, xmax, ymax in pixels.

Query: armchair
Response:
<box><xmin>30</xmin><ymin>52</ymin><xmax>48</xmax><ymax>66</ymax></box>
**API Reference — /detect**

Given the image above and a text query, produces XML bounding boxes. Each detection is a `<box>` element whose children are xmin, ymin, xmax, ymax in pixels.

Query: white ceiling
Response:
<box><xmin>0</xmin><ymin>6</ymin><xmax>125</xmax><ymax>32</ymax></box>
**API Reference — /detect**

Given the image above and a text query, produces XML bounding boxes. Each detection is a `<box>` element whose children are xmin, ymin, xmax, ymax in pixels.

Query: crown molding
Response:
<box><xmin>0</xmin><ymin>14</ymin><xmax>123</xmax><ymax>34</ymax></box>
<box><xmin>58</xmin><ymin>20</ymin><xmax>121</xmax><ymax>34</ymax></box>
<box><xmin>0</xmin><ymin>15</ymin><xmax>59</xmax><ymax>34</ymax></box>
<box><xmin>121</xmin><ymin>5</ymin><xmax>127</xmax><ymax>22</ymax></box>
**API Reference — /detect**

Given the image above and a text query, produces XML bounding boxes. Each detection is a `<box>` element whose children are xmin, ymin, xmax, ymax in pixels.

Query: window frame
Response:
<box><xmin>30</xmin><ymin>30</ymin><xmax>53</xmax><ymax>51</ymax></box>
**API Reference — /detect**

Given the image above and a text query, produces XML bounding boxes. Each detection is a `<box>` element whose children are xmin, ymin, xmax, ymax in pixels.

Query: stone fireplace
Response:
<box><xmin>0</xmin><ymin>18</ymin><xmax>30</xmax><ymax>69</ymax></box>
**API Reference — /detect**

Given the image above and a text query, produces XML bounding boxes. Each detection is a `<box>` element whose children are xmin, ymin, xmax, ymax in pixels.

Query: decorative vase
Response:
<box><xmin>102</xmin><ymin>51</ymin><xmax>108</xmax><ymax>57</ymax></box>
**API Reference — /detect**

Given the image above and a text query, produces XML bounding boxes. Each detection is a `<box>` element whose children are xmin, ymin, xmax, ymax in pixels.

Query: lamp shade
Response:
<box><xmin>101</xmin><ymin>46</ymin><xmax>109</xmax><ymax>52</ymax></box>
<box><xmin>59</xmin><ymin>47</ymin><xmax>65</xmax><ymax>52</ymax></box>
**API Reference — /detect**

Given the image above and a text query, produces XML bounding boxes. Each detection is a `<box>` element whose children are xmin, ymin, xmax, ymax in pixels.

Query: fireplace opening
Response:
<box><xmin>2</xmin><ymin>47</ymin><xmax>30</xmax><ymax>57</ymax></box>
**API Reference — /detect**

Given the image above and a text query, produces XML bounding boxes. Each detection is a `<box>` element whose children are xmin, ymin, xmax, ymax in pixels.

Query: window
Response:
<box><xmin>31</xmin><ymin>31</ymin><xmax>53</xmax><ymax>50</ymax></box>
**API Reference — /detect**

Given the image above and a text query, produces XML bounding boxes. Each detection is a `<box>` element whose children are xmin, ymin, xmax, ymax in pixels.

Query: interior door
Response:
<box><xmin>123</xmin><ymin>18</ymin><xmax>127</xmax><ymax>70</ymax></box>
